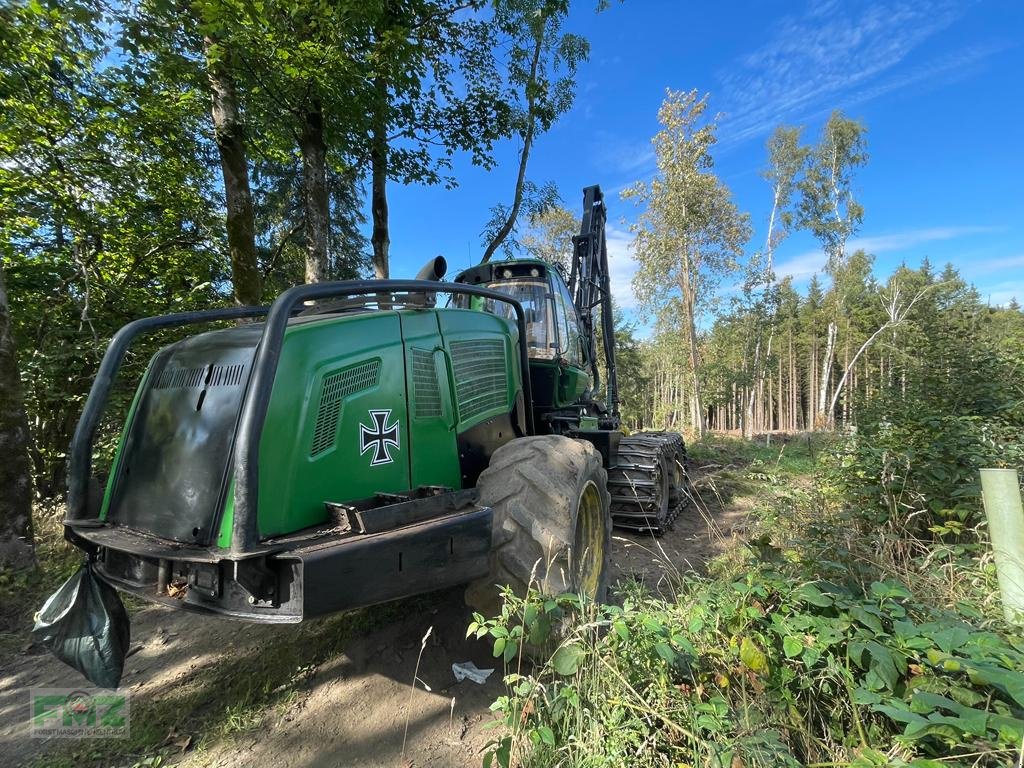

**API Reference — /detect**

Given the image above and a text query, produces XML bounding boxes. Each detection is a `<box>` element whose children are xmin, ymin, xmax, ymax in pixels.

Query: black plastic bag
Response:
<box><xmin>32</xmin><ymin>561</ymin><xmax>131</xmax><ymax>689</ymax></box>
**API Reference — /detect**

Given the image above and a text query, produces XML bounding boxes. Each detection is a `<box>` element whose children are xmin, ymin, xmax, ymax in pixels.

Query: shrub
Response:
<box><xmin>473</xmin><ymin>570</ymin><xmax>1024</xmax><ymax>768</ymax></box>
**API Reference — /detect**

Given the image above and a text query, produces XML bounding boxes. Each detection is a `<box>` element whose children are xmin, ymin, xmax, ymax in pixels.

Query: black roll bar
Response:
<box><xmin>64</xmin><ymin>280</ymin><xmax>532</xmax><ymax>559</ymax></box>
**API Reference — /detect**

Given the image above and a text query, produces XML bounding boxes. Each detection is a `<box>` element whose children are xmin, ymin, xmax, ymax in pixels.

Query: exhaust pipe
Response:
<box><xmin>415</xmin><ymin>256</ymin><xmax>447</xmax><ymax>282</ymax></box>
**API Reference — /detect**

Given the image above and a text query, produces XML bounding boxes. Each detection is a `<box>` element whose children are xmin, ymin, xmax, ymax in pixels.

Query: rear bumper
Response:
<box><xmin>67</xmin><ymin>501</ymin><xmax>492</xmax><ymax>623</ymax></box>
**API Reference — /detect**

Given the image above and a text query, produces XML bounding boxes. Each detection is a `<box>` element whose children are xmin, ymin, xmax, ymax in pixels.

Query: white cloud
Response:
<box><xmin>715</xmin><ymin>1</ymin><xmax>998</xmax><ymax>146</ymax></box>
<box><xmin>774</xmin><ymin>225</ymin><xmax>999</xmax><ymax>281</ymax></box>
<box><xmin>960</xmin><ymin>253</ymin><xmax>1024</xmax><ymax>277</ymax></box>
<box><xmin>605</xmin><ymin>224</ymin><xmax>640</xmax><ymax>309</ymax></box>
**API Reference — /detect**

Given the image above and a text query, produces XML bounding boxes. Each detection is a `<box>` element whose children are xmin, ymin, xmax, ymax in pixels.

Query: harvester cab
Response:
<box><xmin>59</xmin><ymin>184</ymin><xmax>690</xmax><ymax>633</ymax></box>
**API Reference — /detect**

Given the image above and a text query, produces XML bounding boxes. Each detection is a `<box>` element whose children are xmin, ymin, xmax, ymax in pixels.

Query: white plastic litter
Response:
<box><xmin>452</xmin><ymin>661</ymin><xmax>494</xmax><ymax>684</ymax></box>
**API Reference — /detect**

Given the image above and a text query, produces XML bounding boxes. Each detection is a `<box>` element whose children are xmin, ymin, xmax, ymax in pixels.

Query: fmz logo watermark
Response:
<box><xmin>359</xmin><ymin>409</ymin><xmax>400</xmax><ymax>466</ymax></box>
<box><xmin>30</xmin><ymin>688</ymin><xmax>130</xmax><ymax>739</ymax></box>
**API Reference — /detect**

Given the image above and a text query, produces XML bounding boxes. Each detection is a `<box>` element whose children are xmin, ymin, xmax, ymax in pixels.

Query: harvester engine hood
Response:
<box><xmin>104</xmin><ymin>325</ymin><xmax>261</xmax><ymax>546</ymax></box>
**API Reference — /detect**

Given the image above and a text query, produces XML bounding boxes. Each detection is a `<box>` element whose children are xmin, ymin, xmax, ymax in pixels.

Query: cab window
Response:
<box><xmin>461</xmin><ymin>279</ymin><xmax>557</xmax><ymax>359</ymax></box>
<box><xmin>551</xmin><ymin>275</ymin><xmax>584</xmax><ymax>367</ymax></box>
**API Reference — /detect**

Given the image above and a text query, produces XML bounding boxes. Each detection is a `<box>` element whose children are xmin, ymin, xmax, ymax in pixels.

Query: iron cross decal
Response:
<box><xmin>359</xmin><ymin>409</ymin><xmax>400</xmax><ymax>466</ymax></box>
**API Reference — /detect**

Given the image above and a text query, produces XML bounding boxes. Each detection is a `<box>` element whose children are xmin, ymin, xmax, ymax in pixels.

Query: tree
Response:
<box><xmin>797</xmin><ymin>110</ymin><xmax>868</xmax><ymax>425</ymax></box>
<box><xmin>0</xmin><ymin>262</ymin><xmax>34</xmax><ymax>569</ymax></box>
<box><xmin>625</xmin><ymin>90</ymin><xmax>751</xmax><ymax>436</ymax></box>
<box><xmin>357</xmin><ymin>0</ymin><xmax>509</xmax><ymax>277</ymax></box>
<box><xmin>480</xmin><ymin>180</ymin><xmax>559</xmax><ymax>261</ymax></box>
<box><xmin>521</xmin><ymin>203</ymin><xmax>578</xmax><ymax>269</ymax></box>
<box><xmin>2</xmin><ymin>0</ymin><xmax>227</xmax><ymax>492</ymax></box>
<box><xmin>200</xmin><ymin>0</ymin><xmax>374</xmax><ymax>283</ymax></box>
<box><xmin>741</xmin><ymin>125</ymin><xmax>807</xmax><ymax>435</ymax></box>
<box><xmin>197</xmin><ymin>9</ymin><xmax>262</xmax><ymax>304</ymax></box>
<box><xmin>824</xmin><ymin>272</ymin><xmax>940</xmax><ymax>425</ymax></box>
<box><xmin>480</xmin><ymin>0</ymin><xmax>588</xmax><ymax>263</ymax></box>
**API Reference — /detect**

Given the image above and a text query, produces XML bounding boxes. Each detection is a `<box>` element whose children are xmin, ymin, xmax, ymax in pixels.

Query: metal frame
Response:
<box><xmin>65</xmin><ymin>280</ymin><xmax>532</xmax><ymax>559</ymax></box>
<box><xmin>569</xmin><ymin>185</ymin><xmax>620</xmax><ymax>420</ymax></box>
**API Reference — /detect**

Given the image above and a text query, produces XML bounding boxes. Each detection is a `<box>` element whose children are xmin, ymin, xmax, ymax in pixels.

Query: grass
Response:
<box><xmin>688</xmin><ymin>431</ymin><xmax>826</xmax><ymax>479</ymax></box>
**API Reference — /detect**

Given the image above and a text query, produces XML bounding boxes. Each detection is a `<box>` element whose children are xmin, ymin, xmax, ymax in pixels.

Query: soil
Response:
<box><xmin>0</xmin><ymin>464</ymin><xmax>751</xmax><ymax>768</ymax></box>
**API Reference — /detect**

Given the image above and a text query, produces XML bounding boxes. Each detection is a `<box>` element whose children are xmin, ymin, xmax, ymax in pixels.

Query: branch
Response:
<box><xmin>263</xmin><ymin>220</ymin><xmax>304</xmax><ymax>278</ymax></box>
<box><xmin>826</xmin><ymin>281</ymin><xmax>944</xmax><ymax>420</ymax></box>
<box><xmin>480</xmin><ymin>30</ymin><xmax>544</xmax><ymax>263</ymax></box>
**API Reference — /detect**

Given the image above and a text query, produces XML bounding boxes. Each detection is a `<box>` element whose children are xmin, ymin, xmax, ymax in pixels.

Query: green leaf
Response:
<box><xmin>493</xmin><ymin>637</ymin><xmax>506</xmax><ymax>659</ymax></box>
<box><xmin>849</xmin><ymin>605</ymin><xmax>884</xmax><ymax>634</ymax></box>
<box><xmin>740</xmin><ymin>637</ymin><xmax>769</xmax><ymax>674</ymax></box>
<box><xmin>495</xmin><ymin>736</ymin><xmax>511</xmax><ymax>768</ymax></box>
<box><xmin>612</xmin><ymin>619</ymin><xmax>629</xmax><ymax>641</ymax></box>
<box><xmin>872</xmin><ymin>585</ymin><xmax>913</xmax><ymax>606</ymax></box>
<box><xmin>795</xmin><ymin>583</ymin><xmax>833</xmax><ymax>607</ymax></box>
<box><xmin>782</xmin><ymin>636</ymin><xmax>803</xmax><ymax>658</ymax></box>
<box><xmin>503</xmin><ymin>639</ymin><xmax>519</xmax><ymax>663</ymax></box>
<box><xmin>536</xmin><ymin>725</ymin><xmax>555</xmax><ymax>746</ymax></box>
<box><xmin>527</xmin><ymin>612</ymin><xmax>552</xmax><ymax>646</ymax></box>
<box><xmin>930</xmin><ymin>626</ymin><xmax>969</xmax><ymax>654</ymax></box>
<box><xmin>551</xmin><ymin>644</ymin><xmax>584</xmax><ymax>676</ymax></box>
<box><xmin>655</xmin><ymin>642</ymin><xmax>676</xmax><ymax>664</ymax></box>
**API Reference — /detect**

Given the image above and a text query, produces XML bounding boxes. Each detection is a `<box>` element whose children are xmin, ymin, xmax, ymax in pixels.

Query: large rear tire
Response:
<box><xmin>465</xmin><ymin>436</ymin><xmax>612</xmax><ymax>614</ymax></box>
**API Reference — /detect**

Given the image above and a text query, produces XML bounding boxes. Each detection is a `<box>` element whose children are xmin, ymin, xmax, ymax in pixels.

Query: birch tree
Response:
<box><xmin>625</xmin><ymin>90</ymin><xmax>751</xmax><ymax>436</ymax></box>
<box><xmin>521</xmin><ymin>203</ymin><xmax>578</xmax><ymax>269</ymax></box>
<box><xmin>742</xmin><ymin>125</ymin><xmax>807</xmax><ymax>435</ymax></box>
<box><xmin>797</xmin><ymin>110</ymin><xmax>867</xmax><ymax>425</ymax></box>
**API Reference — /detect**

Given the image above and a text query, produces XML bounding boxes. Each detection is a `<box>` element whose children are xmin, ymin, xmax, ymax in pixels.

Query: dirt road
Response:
<box><xmin>0</xmin><ymin>468</ymin><xmax>749</xmax><ymax>768</ymax></box>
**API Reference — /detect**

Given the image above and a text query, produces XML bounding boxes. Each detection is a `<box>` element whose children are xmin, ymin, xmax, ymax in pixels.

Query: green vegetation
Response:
<box><xmin>473</xmin><ymin>306</ymin><xmax>1024</xmax><ymax>767</ymax></box>
<box><xmin>473</xmin><ymin>435</ymin><xmax>1023</xmax><ymax>766</ymax></box>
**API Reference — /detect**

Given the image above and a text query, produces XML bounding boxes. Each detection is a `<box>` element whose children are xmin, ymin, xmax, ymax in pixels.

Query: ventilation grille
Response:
<box><xmin>449</xmin><ymin>339</ymin><xmax>507</xmax><ymax>423</ymax></box>
<box><xmin>155</xmin><ymin>363</ymin><xmax>246</xmax><ymax>390</ymax></box>
<box><xmin>311</xmin><ymin>359</ymin><xmax>381</xmax><ymax>456</ymax></box>
<box><xmin>411</xmin><ymin>349</ymin><xmax>442</xmax><ymax>418</ymax></box>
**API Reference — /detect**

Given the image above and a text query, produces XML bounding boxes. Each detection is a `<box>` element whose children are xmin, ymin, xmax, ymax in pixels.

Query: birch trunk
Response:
<box><xmin>817</xmin><ymin>321</ymin><xmax>837</xmax><ymax>427</ymax></box>
<box><xmin>480</xmin><ymin>31</ymin><xmax>543</xmax><ymax>264</ymax></box>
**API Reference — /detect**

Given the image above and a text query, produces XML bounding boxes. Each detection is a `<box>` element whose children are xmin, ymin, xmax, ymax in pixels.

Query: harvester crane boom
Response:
<box><xmin>569</xmin><ymin>185</ymin><xmax>619</xmax><ymax>422</ymax></box>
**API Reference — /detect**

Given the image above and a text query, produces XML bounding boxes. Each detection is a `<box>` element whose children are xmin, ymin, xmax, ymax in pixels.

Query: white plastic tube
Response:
<box><xmin>980</xmin><ymin>468</ymin><xmax>1024</xmax><ymax>625</ymax></box>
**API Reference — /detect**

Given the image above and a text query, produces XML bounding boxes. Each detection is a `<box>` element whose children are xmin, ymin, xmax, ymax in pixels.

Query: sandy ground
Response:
<box><xmin>0</xmin><ymin>467</ymin><xmax>750</xmax><ymax>768</ymax></box>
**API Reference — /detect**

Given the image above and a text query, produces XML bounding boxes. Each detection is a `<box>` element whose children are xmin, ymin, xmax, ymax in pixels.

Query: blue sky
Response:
<box><xmin>382</xmin><ymin>0</ymin><xmax>1024</xmax><ymax>323</ymax></box>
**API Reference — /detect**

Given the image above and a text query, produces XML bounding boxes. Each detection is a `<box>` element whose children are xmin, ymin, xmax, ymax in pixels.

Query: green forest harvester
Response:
<box><xmin>62</xmin><ymin>185</ymin><xmax>690</xmax><ymax>624</ymax></box>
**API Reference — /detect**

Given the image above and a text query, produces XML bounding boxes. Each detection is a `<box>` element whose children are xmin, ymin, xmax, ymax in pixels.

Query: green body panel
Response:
<box><xmin>400</xmin><ymin>310</ymin><xmax>461</xmax><ymax>490</ymax></box>
<box><xmin>99</xmin><ymin>362</ymin><xmax>154</xmax><ymax>521</ymax></box>
<box><xmin>529</xmin><ymin>358</ymin><xmax>590</xmax><ymax>408</ymax></box>
<box><xmin>105</xmin><ymin>304</ymin><xmax>522</xmax><ymax>549</ymax></box>
<box><xmin>254</xmin><ymin>312</ymin><xmax>412</xmax><ymax>538</ymax></box>
<box><xmin>557</xmin><ymin>363</ymin><xmax>590</xmax><ymax>405</ymax></box>
<box><xmin>217</xmin><ymin>307</ymin><xmax>519</xmax><ymax>544</ymax></box>
<box><xmin>216</xmin><ymin>478</ymin><xmax>235</xmax><ymax>549</ymax></box>
<box><xmin>437</xmin><ymin>309</ymin><xmax>522</xmax><ymax>431</ymax></box>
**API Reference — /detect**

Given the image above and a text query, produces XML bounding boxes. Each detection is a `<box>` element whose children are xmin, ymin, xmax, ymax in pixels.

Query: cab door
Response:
<box><xmin>549</xmin><ymin>271</ymin><xmax>591</xmax><ymax>406</ymax></box>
